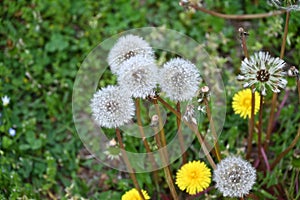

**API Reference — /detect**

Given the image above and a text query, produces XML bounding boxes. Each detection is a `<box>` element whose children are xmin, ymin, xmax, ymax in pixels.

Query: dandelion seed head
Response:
<box><xmin>268</xmin><ymin>0</ymin><xmax>300</xmax><ymax>11</ymax></box>
<box><xmin>118</xmin><ymin>55</ymin><xmax>158</xmax><ymax>99</ymax></box>
<box><xmin>176</xmin><ymin>160</ymin><xmax>211</xmax><ymax>195</ymax></box>
<box><xmin>213</xmin><ymin>156</ymin><xmax>256</xmax><ymax>197</ymax></box>
<box><xmin>159</xmin><ymin>58</ymin><xmax>201</xmax><ymax>102</ymax></box>
<box><xmin>108</xmin><ymin>34</ymin><xmax>154</xmax><ymax>75</ymax></box>
<box><xmin>90</xmin><ymin>86</ymin><xmax>135</xmax><ymax>128</ymax></box>
<box><xmin>238</xmin><ymin>51</ymin><xmax>287</xmax><ymax>96</ymax></box>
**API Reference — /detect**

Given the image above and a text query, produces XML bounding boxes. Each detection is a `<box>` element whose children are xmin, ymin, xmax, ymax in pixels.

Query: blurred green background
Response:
<box><xmin>1</xmin><ymin>0</ymin><xmax>300</xmax><ymax>199</ymax></box>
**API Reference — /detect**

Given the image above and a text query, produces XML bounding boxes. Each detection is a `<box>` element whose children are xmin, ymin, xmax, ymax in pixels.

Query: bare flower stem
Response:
<box><xmin>257</xmin><ymin>94</ymin><xmax>264</xmax><ymax>162</ymax></box>
<box><xmin>189</xmin><ymin>3</ymin><xmax>284</xmax><ymax>20</ymax></box>
<box><xmin>270</xmin><ymin>126</ymin><xmax>300</xmax><ymax>170</ymax></box>
<box><xmin>153</xmin><ymin>99</ymin><xmax>168</xmax><ymax>157</ymax></box>
<box><xmin>153</xmin><ymin>98</ymin><xmax>179</xmax><ymax>200</ymax></box>
<box><xmin>135</xmin><ymin>99</ymin><xmax>160</xmax><ymax>189</ymax></box>
<box><xmin>265</xmin><ymin>11</ymin><xmax>290</xmax><ymax>151</ymax></box>
<box><xmin>157</xmin><ymin>96</ymin><xmax>216</xmax><ymax>168</ymax></box>
<box><xmin>239</xmin><ymin>27</ymin><xmax>255</xmax><ymax>160</ymax></box>
<box><xmin>192</xmin><ymin>123</ymin><xmax>217</xmax><ymax>169</ymax></box>
<box><xmin>115</xmin><ymin>128</ymin><xmax>145</xmax><ymax>200</ymax></box>
<box><xmin>176</xmin><ymin>102</ymin><xmax>188</xmax><ymax>165</ymax></box>
<box><xmin>280</xmin><ymin>11</ymin><xmax>290</xmax><ymax>59</ymax></box>
<box><xmin>204</xmin><ymin>99</ymin><xmax>221</xmax><ymax>162</ymax></box>
<box><xmin>157</xmin><ymin>96</ymin><xmax>181</xmax><ymax>118</ymax></box>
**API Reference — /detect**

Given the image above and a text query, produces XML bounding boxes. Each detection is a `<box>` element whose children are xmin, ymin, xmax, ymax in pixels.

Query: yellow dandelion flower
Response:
<box><xmin>175</xmin><ymin>160</ymin><xmax>211</xmax><ymax>195</ymax></box>
<box><xmin>232</xmin><ymin>89</ymin><xmax>261</xmax><ymax>119</ymax></box>
<box><xmin>121</xmin><ymin>188</ymin><xmax>150</xmax><ymax>200</ymax></box>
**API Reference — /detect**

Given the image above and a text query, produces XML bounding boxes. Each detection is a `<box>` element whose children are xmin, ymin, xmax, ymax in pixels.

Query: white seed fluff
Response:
<box><xmin>237</xmin><ymin>51</ymin><xmax>287</xmax><ymax>96</ymax></box>
<box><xmin>90</xmin><ymin>86</ymin><xmax>135</xmax><ymax>128</ymax></box>
<box><xmin>107</xmin><ymin>34</ymin><xmax>154</xmax><ymax>75</ymax></box>
<box><xmin>213</xmin><ymin>156</ymin><xmax>256</xmax><ymax>198</ymax></box>
<box><xmin>118</xmin><ymin>55</ymin><xmax>158</xmax><ymax>99</ymax></box>
<box><xmin>159</xmin><ymin>58</ymin><xmax>201</xmax><ymax>102</ymax></box>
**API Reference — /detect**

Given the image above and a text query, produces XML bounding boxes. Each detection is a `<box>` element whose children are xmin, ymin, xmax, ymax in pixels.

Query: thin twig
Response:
<box><xmin>265</xmin><ymin>11</ymin><xmax>290</xmax><ymax>151</ymax></box>
<box><xmin>115</xmin><ymin>128</ymin><xmax>145</xmax><ymax>200</ymax></box>
<box><xmin>189</xmin><ymin>3</ymin><xmax>285</xmax><ymax>20</ymax></box>
<box><xmin>270</xmin><ymin>126</ymin><xmax>300</xmax><ymax>170</ymax></box>
<box><xmin>176</xmin><ymin>102</ymin><xmax>187</xmax><ymax>165</ymax></box>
